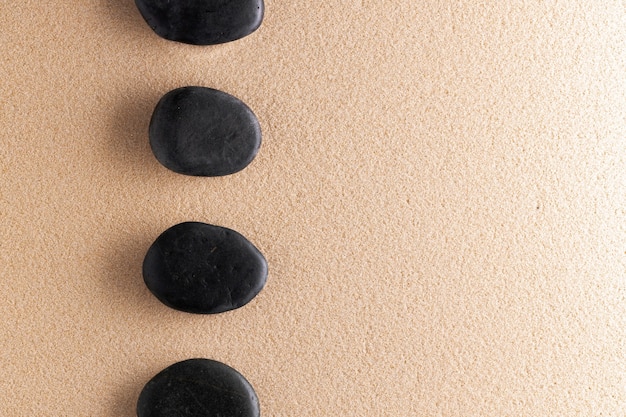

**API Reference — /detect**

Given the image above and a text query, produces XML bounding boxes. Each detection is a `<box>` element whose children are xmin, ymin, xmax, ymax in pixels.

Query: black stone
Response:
<box><xmin>137</xmin><ymin>359</ymin><xmax>260</xmax><ymax>417</ymax></box>
<box><xmin>135</xmin><ymin>0</ymin><xmax>264</xmax><ymax>45</ymax></box>
<box><xmin>143</xmin><ymin>221</ymin><xmax>267</xmax><ymax>314</ymax></box>
<box><xmin>149</xmin><ymin>86</ymin><xmax>262</xmax><ymax>177</ymax></box>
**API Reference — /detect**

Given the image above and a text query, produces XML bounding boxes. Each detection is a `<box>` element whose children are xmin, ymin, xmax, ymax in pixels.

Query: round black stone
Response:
<box><xmin>143</xmin><ymin>222</ymin><xmax>268</xmax><ymax>314</ymax></box>
<box><xmin>149</xmin><ymin>86</ymin><xmax>262</xmax><ymax>177</ymax></box>
<box><xmin>135</xmin><ymin>0</ymin><xmax>264</xmax><ymax>45</ymax></box>
<box><xmin>137</xmin><ymin>359</ymin><xmax>260</xmax><ymax>417</ymax></box>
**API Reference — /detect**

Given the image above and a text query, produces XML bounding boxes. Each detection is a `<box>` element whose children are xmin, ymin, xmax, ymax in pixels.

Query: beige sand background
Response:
<box><xmin>1</xmin><ymin>1</ymin><xmax>626</xmax><ymax>415</ymax></box>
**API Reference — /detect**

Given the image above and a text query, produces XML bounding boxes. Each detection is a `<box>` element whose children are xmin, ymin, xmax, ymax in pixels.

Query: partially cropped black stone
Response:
<box><xmin>137</xmin><ymin>359</ymin><xmax>260</xmax><ymax>417</ymax></box>
<box><xmin>135</xmin><ymin>0</ymin><xmax>264</xmax><ymax>45</ymax></box>
<box><xmin>149</xmin><ymin>86</ymin><xmax>261</xmax><ymax>177</ymax></box>
<box><xmin>143</xmin><ymin>222</ymin><xmax>267</xmax><ymax>314</ymax></box>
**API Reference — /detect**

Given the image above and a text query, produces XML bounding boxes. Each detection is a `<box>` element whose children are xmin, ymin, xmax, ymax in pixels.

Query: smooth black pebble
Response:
<box><xmin>149</xmin><ymin>86</ymin><xmax>261</xmax><ymax>177</ymax></box>
<box><xmin>143</xmin><ymin>221</ymin><xmax>267</xmax><ymax>314</ymax></box>
<box><xmin>137</xmin><ymin>358</ymin><xmax>260</xmax><ymax>417</ymax></box>
<box><xmin>135</xmin><ymin>0</ymin><xmax>264</xmax><ymax>45</ymax></box>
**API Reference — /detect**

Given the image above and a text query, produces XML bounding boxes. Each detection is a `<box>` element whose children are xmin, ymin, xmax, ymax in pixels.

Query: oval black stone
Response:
<box><xmin>149</xmin><ymin>86</ymin><xmax>262</xmax><ymax>177</ymax></box>
<box><xmin>143</xmin><ymin>222</ymin><xmax>267</xmax><ymax>314</ymax></box>
<box><xmin>137</xmin><ymin>359</ymin><xmax>260</xmax><ymax>417</ymax></box>
<box><xmin>135</xmin><ymin>0</ymin><xmax>264</xmax><ymax>45</ymax></box>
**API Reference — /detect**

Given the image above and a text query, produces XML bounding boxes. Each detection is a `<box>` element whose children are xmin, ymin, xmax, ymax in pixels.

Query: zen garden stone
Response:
<box><xmin>143</xmin><ymin>221</ymin><xmax>268</xmax><ymax>314</ymax></box>
<box><xmin>137</xmin><ymin>359</ymin><xmax>260</xmax><ymax>417</ymax></box>
<box><xmin>135</xmin><ymin>0</ymin><xmax>264</xmax><ymax>45</ymax></box>
<box><xmin>149</xmin><ymin>86</ymin><xmax>262</xmax><ymax>177</ymax></box>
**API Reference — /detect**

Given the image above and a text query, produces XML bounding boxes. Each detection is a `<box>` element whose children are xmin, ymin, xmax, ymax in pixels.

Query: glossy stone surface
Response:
<box><xmin>135</xmin><ymin>0</ymin><xmax>264</xmax><ymax>45</ymax></box>
<box><xmin>137</xmin><ymin>359</ymin><xmax>260</xmax><ymax>417</ymax></box>
<box><xmin>149</xmin><ymin>86</ymin><xmax>262</xmax><ymax>177</ymax></box>
<box><xmin>143</xmin><ymin>222</ymin><xmax>267</xmax><ymax>314</ymax></box>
